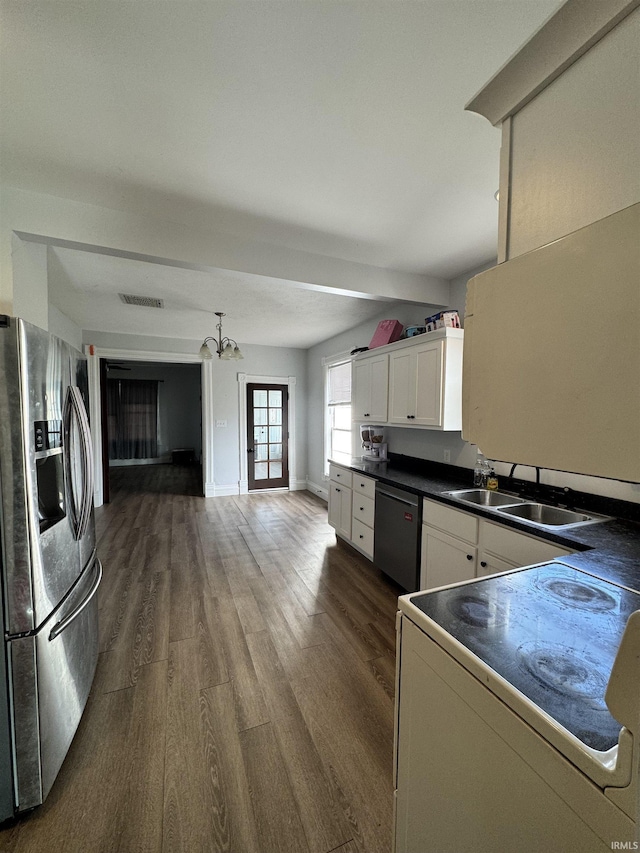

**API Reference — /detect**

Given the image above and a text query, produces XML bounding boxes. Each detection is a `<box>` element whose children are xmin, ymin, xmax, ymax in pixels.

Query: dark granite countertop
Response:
<box><xmin>331</xmin><ymin>454</ymin><xmax>640</xmax><ymax>593</ymax></box>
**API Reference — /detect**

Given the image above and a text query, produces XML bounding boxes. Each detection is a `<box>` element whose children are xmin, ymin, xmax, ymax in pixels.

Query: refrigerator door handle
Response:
<box><xmin>48</xmin><ymin>558</ymin><xmax>102</xmax><ymax>642</ymax></box>
<box><xmin>63</xmin><ymin>386</ymin><xmax>94</xmax><ymax>540</ymax></box>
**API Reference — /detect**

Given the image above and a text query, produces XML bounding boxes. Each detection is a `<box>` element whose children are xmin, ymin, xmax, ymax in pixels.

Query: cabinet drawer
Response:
<box><xmin>351</xmin><ymin>518</ymin><xmax>374</xmax><ymax>559</ymax></box>
<box><xmin>329</xmin><ymin>464</ymin><xmax>353</xmax><ymax>488</ymax></box>
<box><xmin>352</xmin><ymin>473</ymin><xmax>376</xmax><ymax>500</ymax></box>
<box><xmin>422</xmin><ymin>498</ymin><xmax>478</xmax><ymax>545</ymax></box>
<box><xmin>479</xmin><ymin>520</ymin><xmax>573</xmax><ymax>567</ymax></box>
<box><xmin>352</xmin><ymin>493</ymin><xmax>375</xmax><ymax>528</ymax></box>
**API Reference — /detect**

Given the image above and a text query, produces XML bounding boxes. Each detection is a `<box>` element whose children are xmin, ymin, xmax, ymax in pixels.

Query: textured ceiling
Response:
<box><xmin>1</xmin><ymin>1</ymin><xmax>561</xmax><ymax>346</ymax></box>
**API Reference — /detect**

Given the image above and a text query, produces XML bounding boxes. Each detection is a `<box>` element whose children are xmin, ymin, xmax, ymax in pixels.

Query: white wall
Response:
<box><xmin>48</xmin><ymin>303</ymin><xmax>82</xmax><ymax>349</ymax></box>
<box><xmin>10</xmin><ymin>236</ymin><xmax>48</xmax><ymax>329</ymax></box>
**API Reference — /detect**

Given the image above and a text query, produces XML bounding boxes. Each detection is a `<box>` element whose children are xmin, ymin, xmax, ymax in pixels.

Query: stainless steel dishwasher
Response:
<box><xmin>374</xmin><ymin>483</ymin><xmax>422</xmax><ymax>591</ymax></box>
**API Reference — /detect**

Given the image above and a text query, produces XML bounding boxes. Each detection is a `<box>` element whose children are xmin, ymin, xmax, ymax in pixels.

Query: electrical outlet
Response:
<box><xmin>444</xmin><ymin>449</ymin><xmax>451</xmax><ymax>463</ymax></box>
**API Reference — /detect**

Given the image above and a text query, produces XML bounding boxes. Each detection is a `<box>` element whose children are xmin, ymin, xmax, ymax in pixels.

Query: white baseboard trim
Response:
<box><xmin>207</xmin><ymin>479</ymin><xmax>324</xmax><ymax>498</ymax></box>
<box><xmin>239</xmin><ymin>478</ymin><xmax>308</xmax><ymax>495</ymax></box>
<box><xmin>306</xmin><ymin>479</ymin><xmax>328</xmax><ymax>502</ymax></box>
<box><xmin>204</xmin><ymin>482</ymin><xmax>239</xmax><ymax>497</ymax></box>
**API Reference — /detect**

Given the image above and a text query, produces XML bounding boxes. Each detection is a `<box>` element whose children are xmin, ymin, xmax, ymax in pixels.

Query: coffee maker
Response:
<box><xmin>360</xmin><ymin>424</ymin><xmax>388</xmax><ymax>461</ymax></box>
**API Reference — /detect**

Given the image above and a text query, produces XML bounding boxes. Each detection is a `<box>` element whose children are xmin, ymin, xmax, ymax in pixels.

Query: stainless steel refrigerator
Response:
<box><xmin>0</xmin><ymin>316</ymin><xmax>102</xmax><ymax>821</ymax></box>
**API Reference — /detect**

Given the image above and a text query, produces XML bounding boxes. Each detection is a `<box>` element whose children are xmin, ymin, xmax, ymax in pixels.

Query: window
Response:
<box><xmin>324</xmin><ymin>356</ymin><xmax>352</xmax><ymax>473</ymax></box>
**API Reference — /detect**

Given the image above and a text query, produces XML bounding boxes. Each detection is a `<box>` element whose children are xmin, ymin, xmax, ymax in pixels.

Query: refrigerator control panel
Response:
<box><xmin>34</xmin><ymin>420</ymin><xmax>62</xmax><ymax>453</ymax></box>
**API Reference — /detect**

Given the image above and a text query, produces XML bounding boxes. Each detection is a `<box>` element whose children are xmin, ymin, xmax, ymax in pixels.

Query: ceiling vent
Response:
<box><xmin>119</xmin><ymin>293</ymin><xmax>164</xmax><ymax>309</ymax></box>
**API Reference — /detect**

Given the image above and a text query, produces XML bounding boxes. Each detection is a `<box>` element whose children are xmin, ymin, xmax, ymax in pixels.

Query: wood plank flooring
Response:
<box><xmin>0</xmin><ymin>465</ymin><xmax>402</xmax><ymax>853</ymax></box>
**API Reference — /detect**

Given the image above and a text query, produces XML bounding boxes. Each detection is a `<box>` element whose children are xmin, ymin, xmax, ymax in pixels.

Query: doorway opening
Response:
<box><xmin>99</xmin><ymin>359</ymin><xmax>202</xmax><ymax>502</ymax></box>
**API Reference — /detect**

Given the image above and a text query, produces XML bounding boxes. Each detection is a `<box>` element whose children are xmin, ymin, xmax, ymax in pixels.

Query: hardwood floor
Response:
<box><xmin>0</xmin><ymin>465</ymin><xmax>402</xmax><ymax>853</ymax></box>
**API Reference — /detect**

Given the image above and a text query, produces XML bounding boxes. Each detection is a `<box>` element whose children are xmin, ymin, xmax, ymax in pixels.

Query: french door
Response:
<box><xmin>247</xmin><ymin>383</ymin><xmax>289</xmax><ymax>490</ymax></box>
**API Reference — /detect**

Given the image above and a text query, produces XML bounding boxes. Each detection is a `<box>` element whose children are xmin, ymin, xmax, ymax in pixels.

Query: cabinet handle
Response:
<box><xmin>336</xmin><ymin>488</ymin><xmax>341</xmax><ymax>493</ymax></box>
<box><xmin>407</xmin><ymin>414</ymin><xmax>415</xmax><ymax>419</ymax></box>
<box><xmin>480</xmin><ymin>561</ymin><xmax>487</xmax><ymax>568</ymax></box>
<box><xmin>359</xmin><ymin>535</ymin><xmax>364</xmax><ymax>539</ymax></box>
<box><xmin>466</xmin><ymin>554</ymin><xmax>473</xmax><ymax>561</ymax></box>
<box><xmin>364</xmin><ymin>412</ymin><xmax>370</xmax><ymax>417</ymax></box>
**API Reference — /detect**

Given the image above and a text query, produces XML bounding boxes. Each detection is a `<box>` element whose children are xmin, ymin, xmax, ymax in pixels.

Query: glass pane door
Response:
<box><xmin>247</xmin><ymin>384</ymin><xmax>289</xmax><ymax>490</ymax></box>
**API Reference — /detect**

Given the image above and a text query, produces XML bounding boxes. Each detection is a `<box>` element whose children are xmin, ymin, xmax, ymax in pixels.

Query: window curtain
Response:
<box><xmin>107</xmin><ymin>379</ymin><xmax>159</xmax><ymax>459</ymax></box>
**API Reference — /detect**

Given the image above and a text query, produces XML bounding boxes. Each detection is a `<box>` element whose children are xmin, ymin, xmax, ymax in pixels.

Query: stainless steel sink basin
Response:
<box><xmin>495</xmin><ymin>503</ymin><xmax>606</xmax><ymax>528</ymax></box>
<box><xmin>442</xmin><ymin>489</ymin><xmax>611</xmax><ymax>531</ymax></box>
<box><xmin>443</xmin><ymin>489</ymin><xmax>526</xmax><ymax>507</ymax></box>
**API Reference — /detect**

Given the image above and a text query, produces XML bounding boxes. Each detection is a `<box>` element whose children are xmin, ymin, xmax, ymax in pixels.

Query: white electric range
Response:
<box><xmin>394</xmin><ymin>562</ymin><xmax>640</xmax><ymax>853</ymax></box>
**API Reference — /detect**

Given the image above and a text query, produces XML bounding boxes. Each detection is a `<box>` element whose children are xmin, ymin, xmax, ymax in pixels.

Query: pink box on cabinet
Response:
<box><xmin>369</xmin><ymin>320</ymin><xmax>403</xmax><ymax>349</ymax></box>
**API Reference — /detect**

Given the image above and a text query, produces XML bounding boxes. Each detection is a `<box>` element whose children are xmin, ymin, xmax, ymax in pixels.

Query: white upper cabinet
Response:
<box><xmin>353</xmin><ymin>329</ymin><xmax>463</xmax><ymax>432</ymax></box>
<box><xmin>388</xmin><ymin>340</ymin><xmax>443</xmax><ymax>427</ymax></box>
<box><xmin>352</xmin><ymin>353</ymin><xmax>389</xmax><ymax>422</ymax></box>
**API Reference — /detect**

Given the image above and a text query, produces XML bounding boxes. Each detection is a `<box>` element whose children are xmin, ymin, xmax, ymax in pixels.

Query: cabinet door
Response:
<box><xmin>388</xmin><ymin>341</ymin><xmax>444</xmax><ymax>426</ymax></box>
<box><xmin>328</xmin><ymin>484</ymin><xmax>352</xmax><ymax>540</ymax></box>
<box><xmin>353</xmin><ymin>354</ymin><xmax>389</xmax><ymax>421</ymax></box>
<box><xmin>479</xmin><ymin>520</ymin><xmax>572</xmax><ymax>567</ymax></box>
<box><xmin>388</xmin><ymin>349</ymin><xmax>415</xmax><ymax>424</ymax></box>
<box><xmin>414</xmin><ymin>340</ymin><xmax>444</xmax><ymax>426</ymax></box>
<box><xmin>420</xmin><ymin>526</ymin><xmax>477</xmax><ymax>591</ymax></box>
<box><xmin>477</xmin><ymin>550</ymin><xmax>518</xmax><ymax>577</ymax></box>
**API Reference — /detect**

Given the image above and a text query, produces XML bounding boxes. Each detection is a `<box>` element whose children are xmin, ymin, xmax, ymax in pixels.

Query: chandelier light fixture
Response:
<box><xmin>199</xmin><ymin>312</ymin><xmax>244</xmax><ymax>361</ymax></box>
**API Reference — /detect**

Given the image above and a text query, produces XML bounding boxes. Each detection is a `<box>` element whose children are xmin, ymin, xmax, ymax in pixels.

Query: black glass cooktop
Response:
<box><xmin>410</xmin><ymin>563</ymin><xmax>640</xmax><ymax>752</ymax></box>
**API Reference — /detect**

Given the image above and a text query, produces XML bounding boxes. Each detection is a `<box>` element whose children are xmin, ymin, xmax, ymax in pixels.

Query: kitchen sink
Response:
<box><xmin>442</xmin><ymin>489</ymin><xmax>611</xmax><ymax>531</ymax></box>
<box><xmin>443</xmin><ymin>489</ymin><xmax>526</xmax><ymax>507</ymax></box>
<box><xmin>495</xmin><ymin>503</ymin><xmax>608</xmax><ymax>529</ymax></box>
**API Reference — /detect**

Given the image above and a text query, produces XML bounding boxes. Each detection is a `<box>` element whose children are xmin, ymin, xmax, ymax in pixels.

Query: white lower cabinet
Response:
<box><xmin>421</xmin><ymin>498</ymin><xmax>574</xmax><ymax>590</ymax></box>
<box><xmin>351</xmin><ymin>517</ymin><xmax>374</xmax><ymax>559</ymax></box>
<box><xmin>421</xmin><ymin>499</ymin><xmax>478</xmax><ymax>590</ymax></box>
<box><xmin>421</xmin><ymin>527</ymin><xmax>477</xmax><ymax>589</ymax></box>
<box><xmin>477</xmin><ymin>551</ymin><xmax>517</xmax><ymax>577</ymax></box>
<box><xmin>478</xmin><ymin>519</ymin><xmax>572</xmax><ymax>570</ymax></box>
<box><xmin>328</xmin><ymin>482</ymin><xmax>352</xmax><ymax>540</ymax></box>
<box><xmin>328</xmin><ymin>465</ymin><xmax>376</xmax><ymax>559</ymax></box>
<box><xmin>328</xmin><ymin>464</ymin><xmax>353</xmax><ymax>540</ymax></box>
